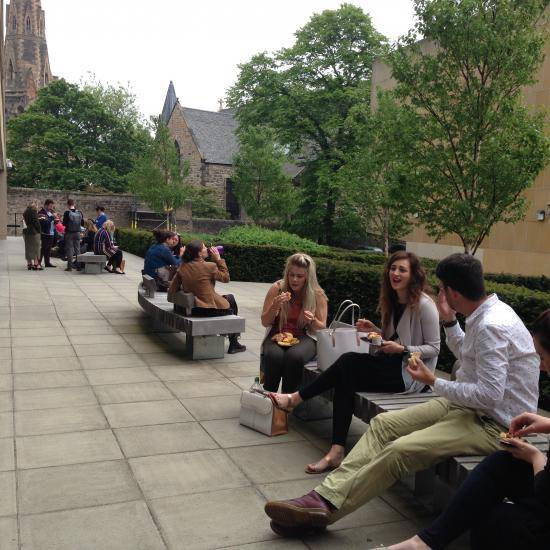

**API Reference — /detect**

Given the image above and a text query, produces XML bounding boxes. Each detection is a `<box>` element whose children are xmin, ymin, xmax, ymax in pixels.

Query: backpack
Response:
<box><xmin>66</xmin><ymin>210</ymin><xmax>83</xmax><ymax>232</ymax></box>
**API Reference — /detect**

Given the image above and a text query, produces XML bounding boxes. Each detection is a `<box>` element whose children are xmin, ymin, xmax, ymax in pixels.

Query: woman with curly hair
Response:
<box><xmin>270</xmin><ymin>251</ymin><xmax>440</xmax><ymax>474</ymax></box>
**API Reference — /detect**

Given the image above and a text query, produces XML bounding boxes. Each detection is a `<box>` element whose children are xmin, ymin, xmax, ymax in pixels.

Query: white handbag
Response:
<box><xmin>239</xmin><ymin>391</ymin><xmax>288</xmax><ymax>436</ymax></box>
<box><xmin>317</xmin><ymin>302</ymin><xmax>370</xmax><ymax>371</ymax></box>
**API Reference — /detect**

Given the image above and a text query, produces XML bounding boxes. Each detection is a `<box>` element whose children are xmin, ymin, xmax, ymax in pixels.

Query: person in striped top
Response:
<box><xmin>93</xmin><ymin>220</ymin><xmax>125</xmax><ymax>274</ymax></box>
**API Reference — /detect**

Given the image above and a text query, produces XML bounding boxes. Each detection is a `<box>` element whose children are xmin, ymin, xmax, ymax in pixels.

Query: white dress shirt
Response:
<box><xmin>434</xmin><ymin>294</ymin><xmax>540</xmax><ymax>428</ymax></box>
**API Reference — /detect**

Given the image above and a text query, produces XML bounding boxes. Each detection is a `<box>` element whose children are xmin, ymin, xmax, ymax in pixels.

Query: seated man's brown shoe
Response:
<box><xmin>264</xmin><ymin>490</ymin><xmax>333</xmax><ymax>530</ymax></box>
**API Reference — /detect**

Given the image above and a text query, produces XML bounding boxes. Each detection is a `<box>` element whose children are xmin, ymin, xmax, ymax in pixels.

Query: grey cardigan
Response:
<box><xmin>386</xmin><ymin>292</ymin><xmax>440</xmax><ymax>393</ymax></box>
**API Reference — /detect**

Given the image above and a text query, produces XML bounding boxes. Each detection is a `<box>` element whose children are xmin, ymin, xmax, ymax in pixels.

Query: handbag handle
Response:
<box><xmin>332</xmin><ymin>302</ymin><xmax>361</xmax><ymax>327</ymax></box>
<box><xmin>332</xmin><ymin>300</ymin><xmax>354</xmax><ymax>323</ymax></box>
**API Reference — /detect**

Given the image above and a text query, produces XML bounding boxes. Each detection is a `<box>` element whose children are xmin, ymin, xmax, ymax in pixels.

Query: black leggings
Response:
<box><xmin>107</xmin><ymin>250</ymin><xmax>123</xmax><ymax>269</ymax></box>
<box><xmin>299</xmin><ymin>351</ymin><xmax>405</xmax><ymax>446</ymax></box>
<box><xmin>262</xmin><ymin>336</ymin><xmax>317</xmax><ymax>393</ymax></box>
<box><xmin>418</xmin><ymin>451</ymin><xmax>549</xmax><ymax>550</ymax></box>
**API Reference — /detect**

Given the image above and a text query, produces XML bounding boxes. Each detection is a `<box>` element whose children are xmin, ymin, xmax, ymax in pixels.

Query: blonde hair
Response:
<box><xmin>103</xmin><ymin>220</ymin><xmax>115</xmax><ymax>232</ymax></box>
<box><xmin>84</xmin><ymin>219</ymin><xmax>97</xmax><ymax>232</ymax></box>
<box><xmin>278</xmin><ymin>253</ymin><xmax>325</xmax><ymax>331</ymax></box>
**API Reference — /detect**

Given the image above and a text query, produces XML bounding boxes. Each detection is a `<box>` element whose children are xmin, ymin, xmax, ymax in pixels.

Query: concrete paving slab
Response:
<box><xmin>141</xmin><ymin>352</ymin><xmax>194</xmax><ymax>367</ymax></box>
<box><xmin>0</xmin><ymin>438</ymin><xmax>15</xmax><ymax>472</ymax></box>
<box><xmin>0</xmin><ymin>471</ymin><xmax>16</xmax><ymax>516</ymax></box>
<box><xmin>0</xmin><ymin>374</ymin><xmax>12</xmax><ymax>392</ymax></box>
<box><xmin>68</xmin><ymin>333</ymin><xmax>127</xmax><ymax>345</ymax></box>
<box><xmin>9</xmin><ymin>320</ymin><xmax>62</xmax><ymax>329</ymax></box>
<box><xmin>61</xmin><ymin>319</ymin><xmax>111</xmax><ymax>327</ymax></box>
<box><xmin>230</xmin><ymin>376</ymin><xmax>257</xmax><ymax>390</ymax></box>
<box><xmin>224</xmin><ymin>541</ymin><xmax>307</xmax><ymax>550</ymax></box>
<box><xmin>0</xmin><ymin>392</ymin><xmax>13</xmax><ymax>412</ymax></box>
<box><xmin>11</xmin><ymin>336</ymin><xmax>71</xmax><ymax>348</ymax></box>
<box><xmin>213</xmin><ymin>361</ymin><xmax>261</xmax><ymax>378</ymax></box>
<box><xmin>129</xmin><ymin>449</ymin><xmax>250</xmax><ymax>499</ymax></box>
<box><xmin>166</xmin><ymin>379</ymin><xmax>241</xmax><ymax>399</ymax></box>
<box><xmin>0</xmin><ymin>348</ymin><xmax>11</xmax><ymax>360</ymax></box>
<box><xmin>0</xmin><ymin>328</ymin><xmax>10</xmax><ymax>337</ymax></box>
<box><xmin>16</xmin><ymin>429</ymin><xmax>123</xmax><ymax>469</ymax></box>
<box><xmin>102</xmin><ymin>400</ymin><xmax>193</xmax><ymax>428</ymax></box>
<box><xmin>19</xmin><ymin>500</ymin><xmax>166</xmax><ymax>550</ymax></box>
<box><xmin>115</xmin><ymin>422</ymin><xmax>218</xmax><ymax>458</ymax></box>
<box><xmin>150</xmin><ymin>364</ymin><xmax>222</xmax><ymax>382</ymax></box>
<box><xmin>79</xmin><ymin>353</ymin><xmax>147</xmax><ymax>369</ymax></box>
<box><xmin>12</xmin><ymin>346</ymin><xmax>75</xmax><ymax>360</ymax></box>
<box><xmin>0</xmin><ymin>360</ymin><xmax>10</xmax><ymax>375</ymax></box>
<box><xmin>85</xmin><ymin>366</ymin><xmax>158</xmax><ymax>386</ymax></box>
<box><xmin>94</xmin><ymin>382</ymin><xmax>173</xmax><ymax>404</ymax></box>
<box><xmin>0</xmin><ymin>516</ymin><xmax>18</xmax><ymax>550</ymax></box>
<box><xmin>149</xmin><ymin>486</ymin><xmax>275</xmax><ymax>550</ymax></box>
<box><xmin>11</xmin><ymin>356</ymin><xmax>82</xmax><ymax>373</ymax></box>
<box><xmin>73</xmin><ymin>342</ymin><xmax>135</xmax><ymax>356</ymax></box>
<box><xmin>15</xmin><ymin>386</ymin><xmax>97</xmax><ymax>411</ymax></box>
<box><xmin>63</xmin><ymin>325</ymin><xmax>115</xmax><ymax>336</ymax></box>
<box><xmin>0</xmin><ymin>337</ymin><xmax>10</xmax><ymax>347</ymax></box>
<box><xmin>14</xmin><ymin>370</ymin><xmax>89</xmax><ymax>390</ymax></box>
<box><xmin>15</xmin><ymin>406</ymin><xmax>108</xmax><ymax>436</ymax></box>
<box><xmin>17</xmin><ymin>460</ymin><xmax>142</xmax><ymax>515</ymax></box>
<box><xmin>201</xmin><ymin>418</ymin><xmax>304</xmax><ymax>448</ymax></box>
<box><xmin>10</xmin><ymin>327</ymin><xmax>65</xmax><ymax>337</ymax></box>
<box><xmin>226</xmin><ymin>442</ymin><xmax>327</xmax><ymax>484</ymax></box>
<box><xmin>180</xmin><ymin>395</ymin><xmax>242</xmax><ymax>421</ymax></box>
<box><xmin>0</xmin><ymin>412</ymin><xmax>13</xmax><ymax>438</ymax></box>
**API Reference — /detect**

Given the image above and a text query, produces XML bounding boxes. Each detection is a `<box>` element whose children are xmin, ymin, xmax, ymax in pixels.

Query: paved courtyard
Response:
<box><xmin>0</xmin><ymin>237</ymin><xmax>466</xmax><ymax>550</ymax></box>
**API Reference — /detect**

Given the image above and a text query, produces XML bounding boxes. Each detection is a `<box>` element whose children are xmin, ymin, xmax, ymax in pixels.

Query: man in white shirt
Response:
<box><xmin>264</xmin><ymin>253</ymin><xmax>540</xmax><ymax>536</ymax></box>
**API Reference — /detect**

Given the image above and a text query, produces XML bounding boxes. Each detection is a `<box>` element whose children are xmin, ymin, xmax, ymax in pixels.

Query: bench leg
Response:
<box><xmin>186</xmin><ymin>334</ymin><xmax>225</xmax><ymax>360</ymax></box>
<box><xmin>83</xmin><ymin>263</ymin><xmax>102</xmax><ymax>274</ymax></box>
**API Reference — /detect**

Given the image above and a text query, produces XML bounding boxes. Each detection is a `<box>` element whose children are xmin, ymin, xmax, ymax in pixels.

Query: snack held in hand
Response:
<box><xmin>499</xmin><ymin>431</ymin><xmax>524</xmax><ymax>445</ymax></box>
<box><xmin>367</xmin><ymin>331</ymin><xmax>382</xmax><ymax>345</ymax></box>
<box><xmin>275</xmin><ymin>332</ymin><xmax>300</xmax><ymax>347</ymax></box>
<box><xmin>408</xmin><ymin>351</ymin><xmax>422</xmax><ymax>367</ymax></box>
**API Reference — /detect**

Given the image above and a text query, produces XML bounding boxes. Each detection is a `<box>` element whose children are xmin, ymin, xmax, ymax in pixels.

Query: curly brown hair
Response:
<box><xmin>378</xmin><ymin>251</ymin><xmax>429</xmax><ymax>331</ymax></box>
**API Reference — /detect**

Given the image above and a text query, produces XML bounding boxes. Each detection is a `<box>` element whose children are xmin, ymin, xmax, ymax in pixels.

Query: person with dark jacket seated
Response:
<box><xmin>82</xmin><ymin>219</ymin><xmax>98</xmax><ymax>253</ymax></box>
<box><xmin>388</xmin><ymin>308</ymin><xmax>550</xmax><ymax>550</ymax></box>
<box><xmin>168</xmin><ymin>240</ymin><xmax>246</xmax><ymax>354</ymax></box>
<box><xmin>143</xmin><ymin>230</ymin><xmax>183</xmax><ymax>290</ymax></box>
<box><xmin>94</xmin><ymin>220</ymin><xmax>125</xmax><ymax>274</ymax></box>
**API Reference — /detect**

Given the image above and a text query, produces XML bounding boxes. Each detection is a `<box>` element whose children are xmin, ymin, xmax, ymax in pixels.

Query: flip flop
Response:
<box><xmin>267</xmin><ymin>393</ymin><xmax>294</xmax><ymax>413</ymax></box>
<box><xmin>305</xmin><ymin>456</ymin><xmax>341</xmax><ymax>475</ymax></box>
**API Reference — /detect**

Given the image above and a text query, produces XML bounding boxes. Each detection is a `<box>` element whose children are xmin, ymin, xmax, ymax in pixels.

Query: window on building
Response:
<box><xmin>225</xmin><ymin>179</ymin><xmax>241</xmax><ymax>220</ymax></box>
<box><xmin>26</xmin><ymin>16</ymin><xmax>31</xmax><ymax>33</ymax></box>
<box><xmin>44</xmin><ymin>72</ymin><xmax>49</xmax><ymax>85</ymax></box>
<box><xmin>174</xmin><ymin>140</ymin><xmax>181</xmax><ymax>169</ymax></box>
<box><xmin>12</xmin><ymin>16</ymin><xmax>17</xmax><ymax>31</ymax></box>
<box><xmin>9</xmin><ymin>61</ymin><xmax>14</xmax><ymax>82</ymax></box>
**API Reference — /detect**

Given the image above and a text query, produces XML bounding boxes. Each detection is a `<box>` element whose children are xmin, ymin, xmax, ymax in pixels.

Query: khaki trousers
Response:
<box><xmin>315</xmin><ymin>397</ymin><xmax>504</xmax><ymax>521</ymax></box>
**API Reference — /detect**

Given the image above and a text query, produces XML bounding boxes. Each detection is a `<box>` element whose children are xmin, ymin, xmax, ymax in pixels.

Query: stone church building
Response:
<box><xmin>161</xmin><ymin>82</ymin><xmax>243</xmax><ymax>219</ymax></box>
<box><xmin>4</xmin><ymin>0</ymin><xmax>55</xmax><ymax>120</ymax></box>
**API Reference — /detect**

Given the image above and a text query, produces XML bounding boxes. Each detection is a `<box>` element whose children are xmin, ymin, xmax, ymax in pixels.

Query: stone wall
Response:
<box><xmin>6</xmin><ymin>187</ymin><xmax>142</xmax><ymax>235</ymax></box>
<box><xmin>191</xmin><ymin>218</ymin><xmax>245</xmax><ymax>235</ymax></box>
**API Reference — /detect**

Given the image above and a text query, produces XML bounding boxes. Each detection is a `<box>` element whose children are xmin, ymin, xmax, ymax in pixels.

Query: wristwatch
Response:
<box><xmin>442</xmin><ymin>319</ymin><xmax>458</xmax><ymax>328</ymax></box>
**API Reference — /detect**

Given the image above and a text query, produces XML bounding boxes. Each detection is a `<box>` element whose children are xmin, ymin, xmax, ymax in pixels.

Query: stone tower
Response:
<box><xmin>4</xmin><ymin>0</ymin><xmax>54</xmax><ymax>120</ymax></box>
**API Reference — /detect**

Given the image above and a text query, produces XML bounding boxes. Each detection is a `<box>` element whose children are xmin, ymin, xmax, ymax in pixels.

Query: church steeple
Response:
<box><xmin>161</xmin><ymin>81</ymin><xmax>178</xmax><ymax>124</ymax></box>
<box><xmin>4</xmin><ymin>0</ymin><xmax>55</xmax><ymax>119</ymax></box>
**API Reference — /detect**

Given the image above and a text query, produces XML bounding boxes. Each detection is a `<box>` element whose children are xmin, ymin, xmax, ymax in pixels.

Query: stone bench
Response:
<box><xmin>137</xmin><ymin>284</ymin><xmax>245</xmax><ymax>360</ymax></box>
<box><xmin>76</xmin><ymin>252</ymin><xmax>107</xmax><ymax>274</ymax></box>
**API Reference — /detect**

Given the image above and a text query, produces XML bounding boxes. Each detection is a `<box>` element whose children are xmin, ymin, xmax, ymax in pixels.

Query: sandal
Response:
<box><xmin>305</xmin><ymin>456</ymin><xmax>342</xmax><ymax>475</ymax></box>
<box><xmin>268</xmin><ymin>393</ymin><xmax>295</xmax><ymax>413</ymax></box>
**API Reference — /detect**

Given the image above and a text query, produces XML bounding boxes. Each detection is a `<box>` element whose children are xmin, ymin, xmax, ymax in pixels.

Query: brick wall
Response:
<box><xmin>191</xmin><ymin>218</ymin><xmax>245</xmax><ymax>235</ymax></box>
<box><xmin>6</xmin><ymin>187</ymin><xmax>143</xmax><ymax>235</ymax></box>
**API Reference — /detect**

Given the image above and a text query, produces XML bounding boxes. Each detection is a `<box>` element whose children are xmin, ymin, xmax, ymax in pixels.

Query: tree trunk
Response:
<box><xmin>383</xmin><ymin>209</ymin><xmax>390</xmax><ymax>257</ymax></box>
<box><xmin>322</xmin><ymin>194</ymin><xmax>336</xmax><ymax>245</ymax></box>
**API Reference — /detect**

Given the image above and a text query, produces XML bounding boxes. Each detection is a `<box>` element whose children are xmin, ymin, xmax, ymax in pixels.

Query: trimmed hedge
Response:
<box><xmin>485</xmin><ymin>272</ymin><xmax>550</xmax><ymax>293</ymax></box>
<box><xmin>118</xmin><ymin>228</ymin><xmax>550</xmax><ymax>409</ymax></box>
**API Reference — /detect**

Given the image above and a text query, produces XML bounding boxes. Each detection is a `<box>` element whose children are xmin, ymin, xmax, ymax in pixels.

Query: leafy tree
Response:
<box><xmin>232</xmin><ymin>126</ymin><xmax>296</xmax><ymax>224</ymax></box>
<box><xmin>228</xmin><ymin>3</ymin><xmax>386</xmax><ymax>243</ymax></box>
<box><xmin>189</xmin><ymin>186</ymin><xmax>230</xmax><ymax>219</ymax></box>
<box><xmin>340</xmin><ymin>92</ymin><xmax>415</xmax><ymax>254</ymax></box>
<box><xmin>389</xmin><ymin>0</ymin><xmax>550</xmax><ymax>254</ymax></box>
<box><xmin>128</xmin><ymin>117</ymin><xmax>192</xmax><ymax>230</ymax></box>
<box><xmin>7</xmin><ymin>79</ymin><xmax>149</xmax><ymax>192</ymax></box>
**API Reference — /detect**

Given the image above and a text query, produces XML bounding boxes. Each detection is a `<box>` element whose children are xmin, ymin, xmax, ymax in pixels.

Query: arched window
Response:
<box><xmin>26</xmin><ymin>16</ymin><xmax>31</xmax><ymax>33</ymax></box>
<box><xmin>9</xmin><ymin>61</ymin><xmax>14</xmax><ymax>82</ymax></box>
<box><xmin>44</xmin><ymin>72</ymin><xmax>49</xmax><ymax>85</ymax></box>
<box><xmin>12</xmin><ymin>16</ymin><xmax>17</xmax><ymax>31</ymax></box>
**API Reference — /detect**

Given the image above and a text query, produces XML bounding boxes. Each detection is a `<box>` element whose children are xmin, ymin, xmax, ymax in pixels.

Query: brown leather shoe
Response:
<box><xmin>269</xmin><ymin>520</ymin><xmax>326</xmax><ymax>538</ymax></box>
<box><xmin>264</xmin><ymin>490</ymin><xmax>333</xmax><ymax>529</ymax></box>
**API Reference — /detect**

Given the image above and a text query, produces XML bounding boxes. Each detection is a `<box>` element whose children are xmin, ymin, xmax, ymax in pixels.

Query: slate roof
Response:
<box><xmin>161</xmin><ymin>81</ymin><xmax>178</xmax><ymax>124</ymax></box>
<box><xmin>181</xmin><ymin>106</ymin><xmax>239</xmax><ymax>165</ymax></box>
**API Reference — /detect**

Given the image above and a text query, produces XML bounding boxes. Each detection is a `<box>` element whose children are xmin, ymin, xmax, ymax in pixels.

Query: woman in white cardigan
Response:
<box><xmin>270</xmin><ymin>251</ymin><xmax>440</xmax><ymax>474</ymax></box>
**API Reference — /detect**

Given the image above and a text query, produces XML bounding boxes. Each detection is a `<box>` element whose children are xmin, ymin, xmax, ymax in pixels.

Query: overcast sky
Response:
<box><xmin>34</xmin><ymin>0</ymin><xmax>415</xmax><ymax>119</ymax></box>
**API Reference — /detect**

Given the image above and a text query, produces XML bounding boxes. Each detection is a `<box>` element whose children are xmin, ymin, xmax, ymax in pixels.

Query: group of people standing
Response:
<box><xmin>22</xmin><ymin>199</ymin><xmax>125</xmax><ymax>274</ymax></box>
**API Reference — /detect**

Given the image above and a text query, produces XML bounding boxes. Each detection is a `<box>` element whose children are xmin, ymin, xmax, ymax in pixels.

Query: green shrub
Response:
<box><xmin>218</xmin><ymin>225</ymin><xmax>330</xmax><ymax>255</ymax></box>
<box><xmin>484</xmin><ymin>272</ymin><xmax>550</xmax><ymax>293</ymax></box>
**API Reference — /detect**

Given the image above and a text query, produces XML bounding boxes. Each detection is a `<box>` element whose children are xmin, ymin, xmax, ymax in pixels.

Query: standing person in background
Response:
<box><xmin>62</xmin><ymin>199</ymin><xmax>84</xmax><ymax>272</ymax></box>
<box><xmin>22</xmin><ymin>201</ymin><xmax>42</xmax><ymax>270</ymax></box>
<box><xmin>94</xmin><ymin>220</ymin><xmax>125</xmax><ymax>274</ymax></box>
<box><xmin>37</xmin><ymin>199</ymin><xmax>56</xmax><ymax>268</ymax></box>
<box><xmin>94</xmin><ymin>205</ymin><xmax>107</xmax><ymax>229</ymax></box>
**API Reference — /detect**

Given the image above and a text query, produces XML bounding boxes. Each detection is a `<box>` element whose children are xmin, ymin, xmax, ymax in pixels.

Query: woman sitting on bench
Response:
<box><xmin>270</xmin><ymin>251</ymin><xmax>440</xmax><ymax>474</ymax></box>
<box><xmin>168</xmin><ymin>240</ymin><xmax>246</xmax><ymax>354</ymax></box>
<box><xmin>143</xmin><ymin>230</ymin><xmax>183</xmax><ymax>290</ymax></box>
<box><xmin>94</xmin><ymin>220</ymin><xmax>125</xmax><ymax>274</ymax></box>
<box><xmin>388</xmin><ymin>308</ymin><xmax>550</xmax><ymax>550</ymax></box>
<box><xmin>261</xmin><ymin>253</ymin><xmax>328</xmax><ymax>395</ymax></box>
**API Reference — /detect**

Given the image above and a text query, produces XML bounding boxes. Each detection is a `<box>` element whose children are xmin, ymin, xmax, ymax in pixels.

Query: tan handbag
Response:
<box><xmin>239</xmin><ymin>391</ymin><xmax>288</xmax><ymax>436</ymax></box>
